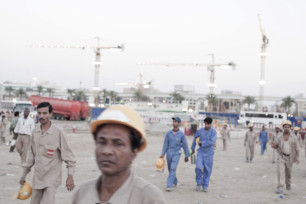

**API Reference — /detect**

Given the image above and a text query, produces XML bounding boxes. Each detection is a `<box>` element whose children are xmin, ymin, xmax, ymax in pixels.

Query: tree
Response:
<box><xmin>15</xmin><ymin>88</ymin><xmax>26</xmax><ymax>100</ymax></box>
<box><xmin>281</xmin><ymin>96</ymin><xmax>295</xmax><ymax>114</ymax></box>
<box><xmin>5</xmin><ymin>86</ymin><xmax>14</xmax><ymax>99</ymax></box>
<box><xmin>46</xmin><ymin>88</ymin><xmax>54</xmax><ymax>97</ymax></box>
<box><xmin>170</xmin><ymin>92</ymin><xmax>185</xmax><ymax>103</ymax></box>
<box><xmin>243</xmin><ymin>96</ymin><xmax>256</xmax><ymax>111</ymax></box>
<box><xmin>73</xmin><ymin>90</ymin><xmax>87</xmax><ymax>101</ymax></box>
<box><xmin>101</xmin><ymin>89</ymin><xmax>109</xmax><ymax>104</ymax></box>
<box><xmin>67</xmin><ymin>89</ymin><xmax>75</xmax><ymax>100</ymax></box>
<box><xmin>206</xmin><ymin>94</ymin><xmax>218</xmax><ymax>112</ymax></box>
<box><xmin>109</xmin><ymin>91</ymin><xmax>118</xmax><ymax>103</ymax></box>
<box><xmin>134</xmin><ymin>90</ymin><xmax>150</xmax><ymax>101</ymax></box>
<box><xmin>37</xmin><ymin>85</ymin><xmax>44</xmax><ymax>96</ymax></box>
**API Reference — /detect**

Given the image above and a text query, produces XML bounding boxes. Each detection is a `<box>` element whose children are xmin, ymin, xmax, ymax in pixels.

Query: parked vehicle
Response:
<box><xmin>238</xmin><ymin>111</ymin><xmax>287</xmax><ymax>127</ymax></box>
<box><xmin>28</xmin><ymin>95</ymin><xmax>89</xmax><ymax>121</ymax></box>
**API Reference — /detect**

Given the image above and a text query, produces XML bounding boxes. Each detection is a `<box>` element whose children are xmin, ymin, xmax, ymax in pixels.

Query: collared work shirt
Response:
<box><xmin>259</xmin><ymin>131</ymin><xmax>268</xmax><ymax>143</ymax></box>
<box><xmin>10</xmin><ymin>117</ymin><xmax>19</xmax><ymax>130</ymax></box>
<box><xmin>14</xmin><ymin>116</ymin><xmax>35</xmax><ymax>135</ymax></box>
<box><xmin>220</xmin><ymin>129</ymin><xmax>230</xmax><ymax>140</ymax></box>
<box><xmin>72</xmin><ymin>173</ymin><xmax>166</xmax><ymax>204</ymax></box>
<box><xmin>161</xmin><ymin>129</ymin><xmax>189</xmax><ymax>156</ymax></box>
<box><xmin>275</xmin><ymin>135</ymin><xmax>299</xmax><ymax>163</ymax></box>
<box><xmin>271</xmin><ymin>132</ymin><xmax>281</xmax><ymax>143</ymax></box>
<box><xmin>244</xmin><ymin>130</ymin><xmax>258</xmax><ymax>146</ymax></box>
<box><xmin>22</xmin><ymin>123</ymin><xmax>76</xmax><ymax>189</ymax></box>
<box><xmin>191</xmin><ymin>128</ymin><xmax>217</xmax><ymax>155</ymax></box>
<box><xmin>0</xmin><ymin>119</ymin><xmax>7</xmax><ymax>132</ymax></box>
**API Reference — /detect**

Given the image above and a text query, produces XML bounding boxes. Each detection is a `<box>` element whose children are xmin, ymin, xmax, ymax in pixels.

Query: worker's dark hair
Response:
<box><xmin>37</xmin><ymin>102</ymin><xmax>53</xmax><ymax>113</ymax></box>
<box><xmin>14</xmin><ymin>111</ymin><xmax>19</xmax><ymax>117</ymax></box>
<box><xmin>94</xmin><ymin>124</ymin><xmax>142</xmax><ymax>151</ymax></box>
<box><xmin>204</xmin><ymin>117</ymin><xmax>213</xmax><ymax>124</ymax></box>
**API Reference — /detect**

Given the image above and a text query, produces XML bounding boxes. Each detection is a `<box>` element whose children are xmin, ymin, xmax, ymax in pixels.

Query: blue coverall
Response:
<box><xmin>191</xmin><ymin>128</ymin><xmax>217</xmax><ymax>189</ymax></box>
<box><xmin>259</xmin><ymin>130</ymin><xmax>268</xmax><ymax>155</ymax></box>
<box><xmin>161</xmin><ymin>129</ymin><xmax>190</xmax><ymax>188</ymax></box>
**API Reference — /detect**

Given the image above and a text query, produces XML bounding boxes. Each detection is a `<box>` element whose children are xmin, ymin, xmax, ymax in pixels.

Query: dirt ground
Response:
<box><xmin>1</xmin><ymin>124</ymin><xmax>306</xmax><ymax>204</ymax></box>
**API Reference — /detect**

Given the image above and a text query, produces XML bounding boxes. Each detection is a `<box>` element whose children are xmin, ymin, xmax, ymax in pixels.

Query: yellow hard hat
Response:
<box><xmin>16</xmin><ymin>182</ymin><xmax>32</xmax><ymax>200</ymax></box>
<box><xmin>90</xmin><ymin>105</ymin><xmax>147</xmax><ymax>152</ymax></box>
<box><xmin>155</xmin><ymin>158</ymin><xmax>165</xmax><ymax>171</ymax></box>
<box><xmin>294</xmin><ymin>127</ymin><xmax>300</xmax><ymax>131</ymax></box>
<box><xmin>248</xmin><ymin>123</ymin><xmax>254</xmax><ymax>128</ymax></box>
<box><xmin>282</xmin><ymin>120</ymin><xmax>292</xmax><ymax>127</ymax></box>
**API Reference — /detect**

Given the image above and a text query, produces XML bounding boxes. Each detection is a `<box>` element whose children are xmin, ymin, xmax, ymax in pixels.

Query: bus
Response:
<box><xmin>238</xmin><ymin>111</ymin><xmax>287</xmax><ymax>127</ymax></box>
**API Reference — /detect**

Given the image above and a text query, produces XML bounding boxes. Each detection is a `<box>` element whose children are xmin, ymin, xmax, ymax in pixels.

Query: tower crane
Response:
<box><xmin>139</xmin><ymin>53</ymin><xmax>236</xmax><ymax>95</ymax></box>
<box><xmin>30</xmin><ymin>37</ymin><xmax>124</xmax><ymax>107</ymax></box>
<box><xmin>139</xmin><ymin>54</ymin><xmax>235</xmax><ymax>112</ymax></box>
<box><xmin>258</xmin><ymin>13</ymin><xmax>269</xmax><ymax>111</ymax></box>
<box><xmin>116</xmin><ymin>73</ymin><xmax>153</xmax><ymax>92</ymax></box>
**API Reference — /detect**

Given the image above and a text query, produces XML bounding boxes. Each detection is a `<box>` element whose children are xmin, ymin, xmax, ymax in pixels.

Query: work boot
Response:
<box><xmin>250</xmin><ymin>159</ymin><xmax>252</xmax><ymax>163</ymax></box>
<box><xmin>166</xmin><ymin>187</ymin><xmax>172</xmax><ymax>192</ymax></box>
<box><xmin>196</xmin><ymin>185</ymin><xmax>201</xmax><ymax>191</ymax></box>
<box><xmin>245</xmin><ymin>158</ymin><xmax>249</xmax><ymax>163</ymax></box>
<box><xmin>286</xmin><ymin>185</ymin><xmax>291</xmax><ymax>190</ymax></box>
<box><xmin>203</xmin><ymin>188</ymin><xmax>208</xmax><ymax>192</ymax></box>
<box><xmin>276</xmin><ymin>189</ymin><xmax>283</xmax><ymax>194</ymax></box>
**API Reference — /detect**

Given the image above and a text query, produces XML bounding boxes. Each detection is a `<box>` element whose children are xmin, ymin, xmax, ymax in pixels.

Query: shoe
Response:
<box><xmin>196</xmin><ymin>185</ymin><xmax>201</xmax><ymax>191</ymax></box>
<box><xmin>250</xmin><ymin>159</ymin><xmax>252</xmax><ymax>163</ymax></box>
<box><xmin>173</xmin><ymin>183</ymin><xmax>177</xmax><ymax>187</ymax></box>
<box><xmin>272</xmin><ymin>161</ymin><xmax>275</xmax><ymax>164</ymax></box>
<box><xmin>276</xmin><ymin>189</ymin><xmax>283</xmax><ymax>194</ymax></box>
<box><xmin>166</xmin><ymin>187</ymin><xmax>172</xmax><ymax>192</ymax></box>
<box><xmin>286</xmin><ymin>185</ymin><xmax>291</xmax><ymax>190</ymax></box>
<box><xmin>203</xmin><ymin>188</ymin><xmax>207</xmax><ymax>192</ymax></box>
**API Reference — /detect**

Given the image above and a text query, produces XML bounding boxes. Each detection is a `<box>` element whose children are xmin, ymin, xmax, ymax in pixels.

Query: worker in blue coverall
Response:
<box><xmin>160</xmin><ymin>117</ymin><xmax>189</xmax><ymax>192</ymax></box>
<box><xmin>191</xmin><ymin>117</ymin><xmax>217</xmax><ymax>192</ymax></box>
<box><xmin>259</xmin><ymin>125</ymin><xmax>269</xmax><ymax>155</ymax></box>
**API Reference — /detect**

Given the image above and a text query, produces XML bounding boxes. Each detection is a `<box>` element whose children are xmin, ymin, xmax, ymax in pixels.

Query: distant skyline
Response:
<box><xmin>1</xmin><ymin>0</ymin><xmax>306</xmax><ymax>100</ymax></box>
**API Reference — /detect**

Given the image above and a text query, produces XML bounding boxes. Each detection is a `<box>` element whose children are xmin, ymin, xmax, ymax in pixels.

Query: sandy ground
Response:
<box><xmin>1</xmin><ymin>123</ymin><xmax>306</xmax><ymax>204</ymax></box>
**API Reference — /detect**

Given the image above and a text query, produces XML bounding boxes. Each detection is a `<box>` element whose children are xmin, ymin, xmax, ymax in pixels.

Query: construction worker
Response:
<box><xmin>14</xmin><ymin>108</ymin><xmax>35</xmax><ymax>164</ymax></box>
<box><xmin>244</xmin><ymin>123</ymin><xmax>258</xmax><ymax>163</ymax></box>
<box><xmin>19</xmin><ymin>102</ymin><xmax>76</xmax><ymax>204</ymax></box>
<box><xmin>0</xmin><ymin>115</ymin><xmax>7</xmax><ymax>144</ymax></box>
<box><xmin>8</xmin><ymin>111</ymin><xmax>19</xmax><ymax>152</ymax></box>
<box><xmin>259</xmin><ymin>125</ymin><xmax>269</xmax><ymax>155</ymax></box>
<box><xmin>270</xmin><ymin>120</ymin><xmax>299</xmax><ymax>194</ymax></box>
<box><xmin>293</xmin><ymin>127</ymin><xmax>304</xmax><ymax>149</ymax></box>
<box><xmin>220</xmin><ymin>124</ymin><xmax>230</xmax><ymax>151</ymax></box>
<box><xmin>270</xmin><ymin>126</ymin><xmax>281</xmax><ymax>163</ymax></box>
<box><xmin>72</xmin><ymin>105</ymin><xmax>166</xmax><ymax>204</ymax></box>
<box><xmin>160</xmin><ymin>117</ymin><xmax>189</xmax><ymax>192</ymax></box>
<box><xmin>191</xmin><ymin>117</ymin><xmax>217</xmax><ymax>192</ymax></box>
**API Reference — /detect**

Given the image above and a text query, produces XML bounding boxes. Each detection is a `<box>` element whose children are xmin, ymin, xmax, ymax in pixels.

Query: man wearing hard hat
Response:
<box><xmin>220</xmin><ymin>124</ymin><xmax>230</xmax><ymax>151</ymax></box>
<box><xmin>270</xmin><ymin>125</ymin><xmax>281</xmax><ymax>163</ymax></box>
<box><xmin>191</xmin><ymin>117</ymin><xmax>217</xmax><ymax>192</ymax></box>
<box><xmin>160</xmin><ymin>117</ymin><xmax>189</xmax><ymax>192</ymax></box>
<box><xmin>271</xmin><ymin>120</ymin><xmax>300</xmax><ymax>194</ymax></box>
<box><xmin>293</xmin><ymin>127</ymin><xmax>304</xmax><ymax>148</ymax></box>
<box><xmin>72</xmin><ymin>105</ymin><xmax>166</xmax><ymax>204</ymax></box>
<box><xmin>244</xmin><ymin>123</ymin><xmax>258</xmax><ymax>163</ymax></box>
<box><xmin>19</xmin><ymin>102</ymin><xmax>76</xmax><ymax>204</ymax></box>
<box><xmin>259</xmin><ymin>125</ymin><xmax>269</xmax><ymax>155</ymax></box>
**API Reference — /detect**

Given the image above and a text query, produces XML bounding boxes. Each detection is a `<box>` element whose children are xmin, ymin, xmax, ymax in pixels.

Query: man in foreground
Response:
<box><xmin>160</xmin><ymin>117</ymin><xmax>189</xmax><ymax>192</ymax></box>
<box><xmin>72</xmin><ymin>105</ymin><xmax>166</xmax><ymax>204</ymax></box>
<box><xmin>19</xmin><ymin>102</ymin><xmax>76</xmax><ymax>204</ymax></box>
<box><xmin>271</xmin><ymin>120</ymin><xmax>299</xmax><ymax>194</ymax></box>
<box><xmin>191</xmin><ymin>117</ymin><xmax>217</xmax><ymax>192</ymax></box>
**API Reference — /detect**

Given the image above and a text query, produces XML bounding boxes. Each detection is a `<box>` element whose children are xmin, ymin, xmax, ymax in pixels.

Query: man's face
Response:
<box><xmin>205</xmin><ymin>122</ymin><xmax>211</xmax><ymax>130</ymax></box>
<box><xmin>172</xmin><ymin>120</ymin><xmax>179</xmax><ymax>129</ymax></box>
<box><xmin>249</xmin><ymin>127</ymin><xmax>253</xmax><ymax>131</ymax></box>
<box><xmin>224</xmin><ymin>125</ymin><xmax>227</xmax><ymax>130</ymax></box>
<box><xmin>24</xmin><ymin>109</ymin><xmax>29</xmax><ymax>118</ymax></box>
<box><xmin>275</xmin><ymin>128</ymin><xmax>280</xmax><ymax>133</ymax></box>
<box><xmin>37</xmin><ymin>107</ymin><xmax>52</xmax><ymax>125</ymax></box>
<box><xmin>95</xmin><ymin>124</ymin><xmax>137</xmax><ymax>176</ymax></box>
<box><xmin>262</xmin><ymin>126</ymin><xmax>265</xmax><ymax>131</ymax></box>
<box><xmin>283</xmin><ymin>125</ymin><xmax>291</xmax><ymax>134</ymax></box>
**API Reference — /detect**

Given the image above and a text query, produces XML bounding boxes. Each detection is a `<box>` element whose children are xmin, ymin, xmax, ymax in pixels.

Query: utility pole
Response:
<box><xmin>258</xmin><ymin>13</ymin><xmax>269</xmax><ymax>112</ymax></box>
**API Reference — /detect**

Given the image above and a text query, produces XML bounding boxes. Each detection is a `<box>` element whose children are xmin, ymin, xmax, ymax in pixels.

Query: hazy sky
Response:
<box><xmin>1</xmin><ymin>0</ymin><xmax>305</xmax><ymax>98</ymax></box>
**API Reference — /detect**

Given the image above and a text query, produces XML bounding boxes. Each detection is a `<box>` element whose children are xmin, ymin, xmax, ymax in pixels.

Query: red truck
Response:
<box><xmin>29</xmin><ymin>95</ymin><xmax>90</xmax><ymax>121</ymax></box>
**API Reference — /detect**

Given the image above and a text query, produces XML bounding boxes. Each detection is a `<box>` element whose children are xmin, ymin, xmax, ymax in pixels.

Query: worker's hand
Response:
<box><xmin>66</xmin><ymin>175</ymin><xmax>75</xmax><ymax>191</ymax></box>
<box><xmin>191</xmin><ymin>150</ymin><xmax>195</xmax><ymax>155</ymax></box>
<box><xmin>198</xmin><ymin>141</ymin><xmax>202</xmax><ymax>145</ymax></box>
<box><xmin>160</xmin><ymin>155</ymin><xmax>164</xmax><ymax>159</ymax></box>
<box><xmin>19</xmin><ymin>177</ymin><xmax>25</xmax><ymax>186</ymax></box>
<box><xmin>270</xmin><ymin>142</ymin><xmax>275</xmax><ymax>148</ymax></box>
<box><xmin>184</xmin><ymin>157</ymin><xmax>189</xmax><ymax>162</ymax></box>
